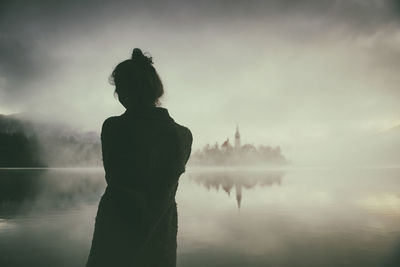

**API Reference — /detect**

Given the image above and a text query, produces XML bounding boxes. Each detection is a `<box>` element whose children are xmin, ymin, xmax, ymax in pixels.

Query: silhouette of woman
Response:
<box><xmin>86</xmin><ymin>49</ymin><xmax>192</xmax><ymax>267</ymax></box>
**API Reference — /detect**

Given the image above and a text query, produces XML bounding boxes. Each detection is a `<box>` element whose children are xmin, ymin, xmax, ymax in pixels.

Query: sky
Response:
<box><xmin>1</xmin><ymin>0</ymin><xmax>400</xmax><ymax>164</ymax></box>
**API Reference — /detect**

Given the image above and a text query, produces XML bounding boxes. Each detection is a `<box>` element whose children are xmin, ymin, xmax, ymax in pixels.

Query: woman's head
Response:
<box><xmin>110</xmin><ymin>48</ymin><xmax>164</xmax><ymax>108</ymax></box>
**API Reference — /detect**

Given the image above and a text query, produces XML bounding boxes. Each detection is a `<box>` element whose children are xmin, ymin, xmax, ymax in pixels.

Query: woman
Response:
<box><xmin>87</xmin><ymin>48</ymin><xmax>192</xmax><ymax>267</ymax></box>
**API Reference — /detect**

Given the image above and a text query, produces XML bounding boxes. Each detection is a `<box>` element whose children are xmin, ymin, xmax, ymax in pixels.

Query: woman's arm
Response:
<box><xmin>101</xmin><ymin>117</ymin><xmax>124</xmax><ymax>182</ymax></box>
<box><xmin>184</xmin><ymin>128</ymin><xmax>193</xmax><ymax>165</ymax></box>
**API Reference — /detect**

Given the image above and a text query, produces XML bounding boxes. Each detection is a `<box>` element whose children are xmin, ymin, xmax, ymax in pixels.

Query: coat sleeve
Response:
<box><xmin>184</xmin><ymin>128</ymin><xmax>193</xmax><ymax>165</ymax></box>
<box><xmin>101</xmin><ymin>118</ymin><xmax>112</xmax><ymax>175</ymax></box>
<box><xmin>101</xmin><ymin>117</ymin><xmax>124</xmax><ymax>182</ymax></box>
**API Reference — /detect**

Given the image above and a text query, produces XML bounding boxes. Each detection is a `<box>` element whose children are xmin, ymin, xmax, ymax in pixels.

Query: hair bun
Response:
<box><xmin>131</xmin><ymin>48</ymin><xmax>143</xmax><ymax>59</ymax></box>
<box><xmin>131</xmin><ymin>48</ymin><xmax>153</xmax><ymax>64</ymax></box>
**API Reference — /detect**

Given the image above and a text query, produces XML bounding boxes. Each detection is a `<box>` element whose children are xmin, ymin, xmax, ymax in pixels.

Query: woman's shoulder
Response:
<box><xmin>102</xmin><ymin>116</ymin><xmax>119</xmax><ymax>128</ymax></box>
<box><xmin>173</xmin><ymin>122</ymin><xmax>193</xmax><ymax>144</ymax></box>
<box><xmin>101</xmin><ymin>116</ymin><xmax>123</xmax><ymax>137</ymax></box>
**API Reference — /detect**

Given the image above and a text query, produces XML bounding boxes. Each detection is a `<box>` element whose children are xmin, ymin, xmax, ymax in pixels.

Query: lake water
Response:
<box><xmin>0</xmin><ymin>167</ymin><xmax>399</xmax><ymax>267</ymax></box>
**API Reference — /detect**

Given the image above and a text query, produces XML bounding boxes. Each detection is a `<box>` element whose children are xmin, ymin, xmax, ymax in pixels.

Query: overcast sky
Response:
<box><xmin>1</xmin><ymin>0</ymin><xmax>400</xmax><ymax>164</ymax></box>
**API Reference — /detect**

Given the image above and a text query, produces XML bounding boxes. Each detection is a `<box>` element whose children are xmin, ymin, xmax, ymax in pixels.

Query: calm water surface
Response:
<box><xmin>0</xmin><ymin>167</ymin><xmax>399</xmax><ymax>267</ymax></box>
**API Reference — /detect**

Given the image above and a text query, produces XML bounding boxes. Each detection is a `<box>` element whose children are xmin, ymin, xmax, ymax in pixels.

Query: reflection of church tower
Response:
<box><xmin>235</xmin><ymin>125</ymin><xmax>241</xmax><ymax>149</ymax></box>
<box><xmin>235</xmin><ymin>183</ymin><xmax>242</xmax><ymax>210</ymax></box>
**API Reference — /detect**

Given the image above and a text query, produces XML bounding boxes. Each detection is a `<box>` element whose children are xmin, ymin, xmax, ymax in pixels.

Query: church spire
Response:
<box><xmin>234</xmin><ymin>125</ymin><xmax>241</xmax><ymax>149</ymax></box>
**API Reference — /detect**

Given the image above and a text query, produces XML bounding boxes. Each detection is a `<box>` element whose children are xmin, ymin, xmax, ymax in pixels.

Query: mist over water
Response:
<box><xmin>0</xmin><ymin>167</ymin><xmax>399</xmax><ymax>267</ymax></box>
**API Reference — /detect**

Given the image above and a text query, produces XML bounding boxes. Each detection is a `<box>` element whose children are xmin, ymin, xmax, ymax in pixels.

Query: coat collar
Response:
<box><xmin>123</xmin><ymin>106</ymin><xmax>173</xmax><ymax>121</ymax></box>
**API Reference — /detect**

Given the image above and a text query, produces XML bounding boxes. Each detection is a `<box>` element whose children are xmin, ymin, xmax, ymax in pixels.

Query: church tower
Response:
<box><xmin>234</xmin><ymin>125</ymin><xmax>241</xmax><ymax>149</ymax></box>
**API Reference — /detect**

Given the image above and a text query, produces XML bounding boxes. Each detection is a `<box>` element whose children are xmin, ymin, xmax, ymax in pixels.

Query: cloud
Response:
<box><xmin>1</xmin><ymin>0</ymin><xmax>399</xmax><ymax>104</ymax></box>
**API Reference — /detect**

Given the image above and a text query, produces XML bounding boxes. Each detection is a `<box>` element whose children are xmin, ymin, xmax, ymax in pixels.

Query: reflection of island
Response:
<box><xmin>189</xmin><ymin>126</ymin><xmax>287</xmax><ymax>166</ymax></box>
<box><xmin>189</xmin><ymin>171</ymin><xmax>284</xmax><ymax>209</ymax></box>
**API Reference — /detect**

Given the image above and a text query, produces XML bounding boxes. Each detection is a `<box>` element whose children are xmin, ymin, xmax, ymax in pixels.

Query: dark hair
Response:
<box><xmin>110</xmin><ymin>48</ymin><xmax>164</xmax><ymax>108</ymax></box>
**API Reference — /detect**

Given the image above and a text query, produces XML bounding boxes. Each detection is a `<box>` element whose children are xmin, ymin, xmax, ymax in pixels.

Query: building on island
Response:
<box><xmin>190</xmin><ymin>126</ymin><xmax>287</xmax><ymax>166</ymax></box>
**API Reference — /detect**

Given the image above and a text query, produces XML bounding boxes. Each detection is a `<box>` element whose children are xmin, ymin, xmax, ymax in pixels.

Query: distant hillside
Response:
<box><xmin>0</xmin><ymin>113</ymin><xmax>101</xmax><ymax>167</ymax></box>
<box><xmin>387</xmin><ymin>124</ymin><xmax>400</xmax><ymax>132</ymax></box>
<box><xmin>370</xmin><ymin>124</ymin><xmax>400</xmax><ymax>165</ymax></box>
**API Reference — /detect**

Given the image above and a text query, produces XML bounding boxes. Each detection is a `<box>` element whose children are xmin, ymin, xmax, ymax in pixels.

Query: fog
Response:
<box><xmin>1</xmin><ymin>0</ymin><xmax>400</xmax><ymax>165</ymax></box>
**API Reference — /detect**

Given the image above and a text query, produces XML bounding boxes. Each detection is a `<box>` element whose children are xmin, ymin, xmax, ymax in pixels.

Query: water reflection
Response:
<box><xmin>0</xmin><ymin>169</ymin><xmax>105</xmax><ymax>215</ymax></box>
<box><xmin>188</xmin><ymin>171</ymin><xmax>284</xmax><ymax>209</ymax></box>
<box><xmin>0</xmin><ymin>169</ymin><xmax>105</xmax><ymax>267</ymax></box>
<box><xmin>0</xmin><ymin>168</ymin><xmax>399</xmax><ymax>267</ymax></box>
